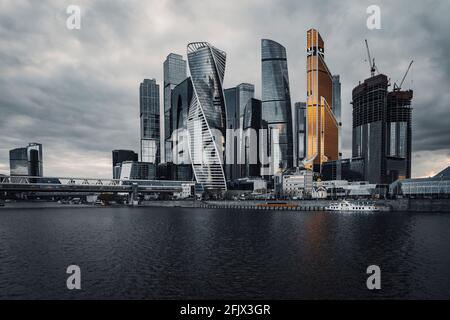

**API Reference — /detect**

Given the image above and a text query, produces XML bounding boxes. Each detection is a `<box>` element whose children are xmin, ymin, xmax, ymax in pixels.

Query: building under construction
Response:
<box><xmin>352</xmin><ymin>74</ymin><xmax>413</xmax><ymax>184</ymax></box>
<box><xmin>322</xmin><ymin>40</ymin><xmax>413</xmax><ymax>184</ymax></box>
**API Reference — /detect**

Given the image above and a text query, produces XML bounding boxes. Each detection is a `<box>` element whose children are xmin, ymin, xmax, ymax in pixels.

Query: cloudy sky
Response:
<box><xmin>1</xmin><ymin>0</ymin><xmax>449</xmax><ymax>178</ymax></box>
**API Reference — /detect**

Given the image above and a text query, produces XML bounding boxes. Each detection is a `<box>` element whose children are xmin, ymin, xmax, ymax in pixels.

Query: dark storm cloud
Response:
<box><xmin>0</xmin><ymin>0</ymin><xmax>449</xmax><ymax>177</ymax></box>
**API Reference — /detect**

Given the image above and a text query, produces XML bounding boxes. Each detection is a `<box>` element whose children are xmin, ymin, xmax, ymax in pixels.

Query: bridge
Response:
<box><xmin>0</xmin><ymin>176</ymin><xmax>195</xmax><ymax>200</ymax></box>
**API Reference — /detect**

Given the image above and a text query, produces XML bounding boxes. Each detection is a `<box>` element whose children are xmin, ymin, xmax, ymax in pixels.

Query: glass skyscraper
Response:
<box><xmin>242</xmin><ymin>98</ymin><xmax>262</xmax><ymax>178</ymax></box>
<box><xmin>163</xmin><ymin>53</ymin><xmax>187</xmax><ymax>163</ymax></box>
<box><xmin>305</xmin><ymin>29</ymin><xmax>339</xmax><ymax>173</ymax></box>
<box><xmin>332</xmin><ymin>75</ymin><xmax>342</xmax><ymax>158</ymax></box>
<box><xmin>9</xmin><ymin>147</ymin><xmax>28</xmax><ymax>176</ymax></box>
<box><xmin>140</xmin><ymin>79</ymin><xmax>160</xmax><ymax>164</ymax></box>
<box><xmin>187</xmin><ymin>42</ymin><xmax>227</xmax><ymax>191</ymax></box>
<box><xmin>170</xmin><ymin>77</ymin><xmax>194</xmax><ymax>181</ymax></box>
<box><xmin>352</xmin><ymin>74</ymin><xmax>413</xmax><ymax>184</ymax></box>
<box><xmin>294</xmin><ymin>102</ymin><xmax>307</xmax><ymax>166</ymax></box>
<box><xmin>9</xmin><ymin>142</ymin><xmax>43</xmax><ymax>177</ymax></box>
<box><xmin>261</xmin><ymin>39</ymin><xmax>293</xmax><ymax>177</ymax></box>
<box><xmin>112</xmin><ymin>150</ymin><xmax>138</xmax><ymax>179</ymax></box>
<box><xmin>224</xmin><ymin>83</ymin><xmax>254</xmax><ymax>181</ymax></box>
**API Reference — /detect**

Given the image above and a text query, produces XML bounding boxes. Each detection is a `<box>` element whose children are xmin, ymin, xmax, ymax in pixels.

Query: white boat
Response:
<box><xmin>325</xmin><ymin>199</ymin><xmax>380</xmax><ymax>212</ymax></box>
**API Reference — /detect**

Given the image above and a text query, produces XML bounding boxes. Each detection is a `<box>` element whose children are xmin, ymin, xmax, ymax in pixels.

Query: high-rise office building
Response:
<box><xmin>27</xmin><ymin>143</ymin><xmax>43</xmax><ymax>177</ymax></box>
<box><xmin>9</xmin><ymin>143</ymin><xmax>43</xmax><ymax>177</ymax></box>
<box><xmin>261</xmin><ymin>39</ymin><xmax>293</xmax><ymax>177</ymax></box>
<box><xmin>112</xmin><ymin>150</ymin><xmax>138</xmax><ymax>179</ymax></box>
<box><xmin>242</xmin><ymin>98</ymin><xmax>262</xmax><ymax>178</ymax></box>
<box><xmin>163</xmin><ymin>53</ymin><xmax>187</xmax><ymax>163</ymax></box>
<box><xmin>294</xmin><ymin>102</ymin><xmax>307</xmax><ymax>166</ymax></box>
<box><xmin>352</xmin><ymin>74</ymin><xmax>413</xmax><ymax>184</ymax></box>
<box><xmin>140</xmin><ymin>79</ymin><xmax>160</xmax><ymax>164</ymax></box>
<box><xmin>169</xmin><ymin>77</ymin><xmax>193</xmax><ymax>181</ymax></box>
<box><xmin>187</xmin><ymin>42</ymin><xmax>227</xmax><ymax>191</ymax></box>
<box><xmin>304</xmin><ymin>29</ymin><xmax>339</xmax><ymax>173</ymax></box>
<box><xmin>9</xmin><ymin>147</ymin><xmax>28</xmax><ymax>176</ymax></box>
<box><xmin>224</xmin><ymin>83</ymin><xmax>255</xmax><ymax>180</ymax></box>
<box><xmin>332</xmin><ymin>75</ymin><xmax>342</xmax><ymax>158</ymax></box>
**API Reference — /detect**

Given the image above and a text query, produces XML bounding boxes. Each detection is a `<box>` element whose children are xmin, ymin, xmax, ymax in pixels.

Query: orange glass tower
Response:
<box><xmin>304</xmin><ymin>29</ymin><xmax>339</xmax><ymax>172</ymax></box>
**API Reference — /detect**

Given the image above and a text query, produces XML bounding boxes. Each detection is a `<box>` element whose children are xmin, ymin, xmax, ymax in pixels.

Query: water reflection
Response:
<box><xmin>0</xmin><ymin>208</ymin><xmax>449</xmax><ymax>299</ymax></box>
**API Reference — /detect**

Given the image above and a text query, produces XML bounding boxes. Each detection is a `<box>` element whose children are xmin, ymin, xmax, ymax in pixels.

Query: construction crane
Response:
<box><xmin>394</xmin><ymin>60</ymin><xmax>414</xmax><ymax>91</ymax></box>
<box><xmin>365</xmin><ymin>39</ymin><xmax>377</xmax><ymax>77</ymax></box>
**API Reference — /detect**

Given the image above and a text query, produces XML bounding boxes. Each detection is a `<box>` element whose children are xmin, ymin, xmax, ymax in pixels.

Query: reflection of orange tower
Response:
<box><xmin>304</xmin><ymin>29</ymin><xmax>338</xmax><ymax>172</ymax></box>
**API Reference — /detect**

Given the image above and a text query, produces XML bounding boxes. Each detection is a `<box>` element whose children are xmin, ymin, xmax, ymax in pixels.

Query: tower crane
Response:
<box><xmin>365</xmin><ymin>39</ymin><xmax>378</xmax><ymax>77</ymax></box>
<box><xmin>393</xmin><ymin>60</ymin><xmax>414</xmax><ymax>91</ymax></box>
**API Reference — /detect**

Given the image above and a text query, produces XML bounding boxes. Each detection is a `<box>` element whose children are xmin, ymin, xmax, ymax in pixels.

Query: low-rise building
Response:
<box><xmin>282</xmin><ymin>170</ymin><xmax>314</xmax><ymax>199</ymax></box>
<box><xmin>120</xmin><ymin>161</ymin><xmax>156</xmax><ymax>180</ymax></box>
<box><xmin>173</xmin><ymin>183</ymin><xmax>195</xmax><ymax>199</ymax></box>
<box><xmin>314</xmin><ymin>180</ymin><xmax>387</xmax><ymax>199</ymax></box>
<box><xmin>390</xmin><ymin>166</ymin><xmax>450</xmax><ymax>198</ymax></box>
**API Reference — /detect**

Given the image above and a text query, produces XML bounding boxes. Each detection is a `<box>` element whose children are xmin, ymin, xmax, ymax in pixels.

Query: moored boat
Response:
<box><xmin>325</xmin><ymin>200</ymin><xmax>380</xmax><ymax>212</ymax></box>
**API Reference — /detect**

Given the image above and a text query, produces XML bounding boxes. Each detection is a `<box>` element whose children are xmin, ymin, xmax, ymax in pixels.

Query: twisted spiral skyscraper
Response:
<box><xmin>187</xmin><ymin>42</ymin><xmax>227</xmax><ymax>191</ymax></box>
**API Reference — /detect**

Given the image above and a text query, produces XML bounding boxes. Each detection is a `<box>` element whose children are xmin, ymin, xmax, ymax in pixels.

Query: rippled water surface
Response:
<box><xmin>1</xmin><ymin>207</ymin><xmax>450</xmax><ymax>299</ymax></box>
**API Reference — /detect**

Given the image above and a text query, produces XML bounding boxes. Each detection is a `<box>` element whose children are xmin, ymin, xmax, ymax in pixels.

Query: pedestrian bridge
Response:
<box><xmin>0</xmin><ymin>176</ymin><xmax>194</xmax><ymax>194</ymax></box>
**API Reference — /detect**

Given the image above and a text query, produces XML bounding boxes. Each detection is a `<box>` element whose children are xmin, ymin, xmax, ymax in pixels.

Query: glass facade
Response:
<box><xmin>332</xmin><ymin>75</ymin><xmax>342</xmax><ymax>158</ymax></box>
<box><xmin>242</xmin><ymin>98</ymin><xmax>262</xmax><ymax>178</ymax></box>
<box><xmin>261</xmin><ymin>39</ymin><xmax>293</xmax><ymax>176</ymax></box>
<box><xmin>294</xmin><ymin>102</ymin><xmax>307</xmax><ymax>166</ymax></box>
<box><xmin>169</xmin><ymin>77</ymin><xmax>194</xmax><ymax>180</ymax></box>
<box><xmin>224</xmin><ymin>83</ymin><xmax>255</xmax><ymax>180</ymax></box>
<box><xmin>119</xmin><ymin>161</ymin><xmax>156</xmax><ymax>180</ymax></box>
<box><xmin>9</xmin><ymin>147</ymin><xmax>28</xmax><ymax>176</ymax></box>
<box><xmin>140</xmin><ymin>79</ymin><xmax>160</xmax><ymax>164</ymax></box>
<box><xmin>163</xmin><ymin>53</ymin><xmax>187</xmax><ymax>163</ymax></box>
<box><xmin>187</xmin><ymin>42</ymin><xmax>227</xmax><ymax>191</ymax></box>
<box><xmin>26</xmin><ymin>143</ymin><xmax>43</xmax><ymax>177</ymax></box>
<box><xmin>141</xmin><ymin>139</ymin><xmax>158</xmax><ymax>164</ymax></box>
<box><xmin>9</xmin><ymin>143</ymin><xmax>43</xmax><ymax>177</ymax></box>
<box><xmin>390</xmin><ymin>166</ymin><xmax>450</xmax><ymax>198</ymax></box>
<box><xmin>352</xmin><ymin>74</ymin><xmax>412</xmax><ymax>184</ymax></box>
<box><xmin>322</xmin><ymin>158</ymin><xmax>365</xmax><ymax>182</ymax></box>
<box><xmin>305</xmin><ymin>29</ymin><xmax>339</xmax><ymax>172</ymax></box>
<box><xmin>112</xmin><ymin>150</ymin><xmax>138</xmax><ymax>179</ymax></box>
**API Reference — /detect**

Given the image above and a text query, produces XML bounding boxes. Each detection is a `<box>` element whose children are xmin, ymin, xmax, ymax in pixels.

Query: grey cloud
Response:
<box><xmin>0</xmin><ymin>0</ymin><xmax>449</xmax><ymax>178</ymax></box>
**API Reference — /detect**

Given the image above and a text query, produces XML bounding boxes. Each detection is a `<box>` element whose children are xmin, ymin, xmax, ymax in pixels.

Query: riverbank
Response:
<box><xmin>142</xmin><ymin>199</ymin><xmax>450</xmax><ymax>212</ymax></box>
<box><xmin>2</xmin><ymin>198</ymin><xmax>449</xmax><ymax>212</ymax></box>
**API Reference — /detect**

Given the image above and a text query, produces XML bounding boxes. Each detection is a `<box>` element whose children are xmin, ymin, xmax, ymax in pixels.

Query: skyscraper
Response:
<box><xmin>242</xmin><ymin>98</ymin><xmax>262</xmax><ymax>178</ymax></box>
<box><xmin>112</xmin><ymin>150</ymin><xmax>138</xmax><ymax>179</ymax></box>
<box><xmin>26</xmin><ymin>143</ymin><xmax>43</xmax><ymax>177</ymax></box>
<box><xmin>163</xmin><ymin>53</ymin><xmax>187</xmax><ymax>163</ymax></box>
<box><xmin>187</xmin><ymin>42</ymin><xmax>227</xmax><ymax>191</ymax></box>
<box><xmin>9</xmin><ymin>147</ymin><xmax>28</xmax><ymax>176</ymax></box>
<box><xmin>352</xmin><ymin>74</ymin><xmax>413</xmax><ymax>184</ymax></box>
<box><xmin>261</xmin><ymin>39</ymin><xmax>293</xmax><ymax>177</ymax></box>
<box><xmin>304</xmin><ymin>29</ymin><xmax>339</xmax><ymax>173</ymax></box>
<box><xmin>170</xmin><ymin>77</ymin><xmax>193</xmax><ymax>181</ymax></box>
<box><xmin>9</xmin><ymin>143</ymin><xmax>43</xmax><ymax>177</ymax></box>
<box><xmin>140</xmin><ymin>79</ymin><xmax>160</xmax><ymax>164</ymax></box>
<box><xmin>224</xmin><ymin>83</ymin><xmax>255</xmax><ymax>180</ymax></box>
<box><xmin>332</xmin><ymin>75</ymin><xmax>342</xmax><ymax>158</ymax></box>
<box><xmin>294</xmin><ymin>102</ymin><xmax>307</xmax><ymax>166</ymax></box>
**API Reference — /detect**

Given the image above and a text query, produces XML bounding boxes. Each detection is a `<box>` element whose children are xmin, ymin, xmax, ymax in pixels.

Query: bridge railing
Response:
<box><xmin>0</xmin><ymin>176</ymin><xmax>195</xmax><ymax>192</ymax></box>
